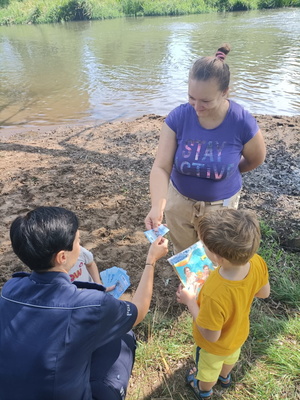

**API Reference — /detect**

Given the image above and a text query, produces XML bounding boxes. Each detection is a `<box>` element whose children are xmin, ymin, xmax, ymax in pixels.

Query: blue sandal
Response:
<box><xmin>218</xmin><ymin>373</ymin><xmax>232</xmax><ymax>388</ymax></box>
<box><xmin>186</xmin><ymin>370</ymin><xmax>213</xmax><ymax>399</ymax></box>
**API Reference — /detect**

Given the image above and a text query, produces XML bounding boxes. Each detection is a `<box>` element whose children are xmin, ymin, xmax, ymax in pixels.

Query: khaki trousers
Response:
<box><xmin>165</xmin><ymin>182</ymin><xmax>241</xmax><ymax>254</ymax></box>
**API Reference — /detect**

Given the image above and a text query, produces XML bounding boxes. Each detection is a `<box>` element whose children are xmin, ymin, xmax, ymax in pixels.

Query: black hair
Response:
<box><xmin>10</xmin><ymin>206</ymin><xmax>79</xmax><ymax>271</ymax></box>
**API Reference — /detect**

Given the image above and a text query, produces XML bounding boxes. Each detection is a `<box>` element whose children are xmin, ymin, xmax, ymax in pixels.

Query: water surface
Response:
<box><xmin>0</xmin><ymin>8</ymin><xmax>299</xmax><ymax>129</ymax></box>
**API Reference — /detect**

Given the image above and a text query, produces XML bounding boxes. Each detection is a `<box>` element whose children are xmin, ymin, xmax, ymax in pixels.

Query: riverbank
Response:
<box><xmin>1</xmin><ymin>0</ymin><xmax>299</xmax><ymax>25</ymax></box>
<box><xmin>0</xmin><ymin>113</ymin><xmax>299</xmax><ymax>398</ymax></box>
<box><xmin>0</xmin><ymin>113</ymin><xmax>299</xmax><ymax>289</ymax></box>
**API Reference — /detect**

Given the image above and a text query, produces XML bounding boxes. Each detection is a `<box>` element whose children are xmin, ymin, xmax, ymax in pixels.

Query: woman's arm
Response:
<box><xmin>145</xmin><ymin>123</ymin><xmax>177</xmax><ymax>230</ymax></box>
<box><xmin>132</xmin><ymin>237</ymin><xmax>168</xmax><ymax>326</ymax></box>
<box><xmin>239</xmin><ymin>130</ymin><xmax>266</xmax><ymax>173</ymax></box>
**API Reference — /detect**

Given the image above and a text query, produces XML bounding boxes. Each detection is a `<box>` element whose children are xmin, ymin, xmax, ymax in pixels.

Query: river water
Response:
<box><xmin>0</xmin><ymin>8</ymin><xmax>299</xmax><ymax>129</ymax></box>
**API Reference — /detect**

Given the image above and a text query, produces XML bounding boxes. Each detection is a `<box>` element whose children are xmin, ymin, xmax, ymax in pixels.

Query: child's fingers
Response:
<box><xmin>176</xmin><ymin>284</ymin><xmax>182</xmax><ymax>295</ymax></box>
<box><xmin>105</xmin><ymin>285</ymin><xmax>116</xmax><ymax>292</ymax></box>
<box><xmin>176</xmin><ymin>289</ymin><xmax>183</xmax><ymax>303</ymax></box>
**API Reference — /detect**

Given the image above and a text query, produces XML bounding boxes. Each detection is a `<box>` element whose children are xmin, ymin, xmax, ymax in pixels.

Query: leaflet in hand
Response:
<box><xmin>100</xmin><ymin>267</ymin><xmax>130</xmax><ymax>299</ymax></box>
<box><xmin>168</xmin><ymin>241</ymin><xmax>215</xmax><ymax>296</ymax></box>
<box><xmin>144</xmin><ymin>225</ymin><xmax>169</xmax><ymax>243</ymax></box>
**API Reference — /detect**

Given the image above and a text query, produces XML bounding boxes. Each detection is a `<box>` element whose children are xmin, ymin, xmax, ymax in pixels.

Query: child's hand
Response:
<box><xmin>105</xmin><ymin>285</ymin><xmax>116</xmax><ymax>293</ymax></box>
<box><xmin>99</xmin><ymin>277</ymin><xmax>115</xmax><ymax>293</ymax></box>
<box><xmin>176</xmin><ymin>284</ymin><xmax>196</xmax><ymax>306</ymax></box>
<box><xmin>146</xmin><ymin>236</ymin><xmax>168</xmax><ymax>264</ymax></box>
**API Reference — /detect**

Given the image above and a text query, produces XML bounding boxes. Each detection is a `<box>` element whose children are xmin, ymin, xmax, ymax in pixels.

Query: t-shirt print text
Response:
<box><xmin>177</xmin><ymin>140</ymin><xmax>235</xmax><ymax>180</ymax></box>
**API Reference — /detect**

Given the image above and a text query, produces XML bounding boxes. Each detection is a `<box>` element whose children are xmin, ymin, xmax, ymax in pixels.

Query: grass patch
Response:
<box><xmin>259</xmin><ymin>222</ymin><xmax>300</xmax><ymax>308</ymax></box>
<box><xmin>129</xmin><ymin>220</ymin><xmax>300</xmax><ymax>399</ymax></box>
<box><xmin>0</xmin><ymin>0</ymin><xmax>124</xmax><ymax>24</ymax></box>
<box><xmin>0</xmin><ymin>0</ymin><xmax>299</xmax><ymax>25</ymax></box>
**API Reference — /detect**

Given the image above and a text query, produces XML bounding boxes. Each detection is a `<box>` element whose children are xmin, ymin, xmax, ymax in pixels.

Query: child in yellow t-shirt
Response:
<box><xmin>176</xmin><ymin>209</ymin><xmax>270</xmax><ymax>399</ymax></box>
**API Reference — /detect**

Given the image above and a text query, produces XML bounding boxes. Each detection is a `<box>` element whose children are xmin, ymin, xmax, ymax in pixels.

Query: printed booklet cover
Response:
<box><xmin>168</xmin><ymin>241</ymin><xmax>215</xmax><ymax>295</ymax></box>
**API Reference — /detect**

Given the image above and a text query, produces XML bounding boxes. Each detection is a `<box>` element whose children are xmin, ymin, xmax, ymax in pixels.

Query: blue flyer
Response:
<box><xmin>100</xmin><ymin>266</ymin><xmax>131</xmax><ymax>299</ymax></box>
<box><xmin>144</xmin><ymin>225</ymin><xmax>169</xmax><ymax>243</ymax></box>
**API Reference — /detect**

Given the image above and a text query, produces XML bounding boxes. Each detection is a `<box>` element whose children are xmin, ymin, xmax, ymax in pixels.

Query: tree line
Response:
<box><xmin>0</xmin><ymin>0</ymin><xmax>299</xmax><ymax>25</ymax></box>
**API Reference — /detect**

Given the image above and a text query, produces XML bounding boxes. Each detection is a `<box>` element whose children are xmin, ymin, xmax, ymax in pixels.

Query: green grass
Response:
<box><xmin>0</xmin><ymin>0</ymin><xmax>300</xmax><ymax>25</ymax></box>
<box><xmin>0</xmin><ymin>0</ymin><xmax>123</xmax><ymax>25</ymax></box>
<box><xmin>259</xmin><ymin>222</ymin><xmax>300</xmax><ymax>308</ymax></box>
<box><xmin>129</xmin><ymin>220</ymin><xmax>300</xmax><ymax>399</ymax></box>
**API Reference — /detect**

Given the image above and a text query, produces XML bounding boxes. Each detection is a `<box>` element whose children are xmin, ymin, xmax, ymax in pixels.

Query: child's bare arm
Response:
<box><xmin>197</xmin><ymin>327</ymin><xmax>221</xmax><ymax>343</ymax></box>
<box><xmin>86</xmin><ymin>261</ymin><xmax>102</xmax><ymax>284</ymax></box>
<box><xmin>86</xmin><ymin>261</ymin><xmax>116</xmax><ymax>291</ymax></box>
<box><xmin>176</xmin><ymin>285</ymin><xmax>222</xmax><ymax>342</ymax></box>
<box><xmin>255</xmin><ymin>281</ymin><xmax>270</xmax><ymax>298</ymax></box>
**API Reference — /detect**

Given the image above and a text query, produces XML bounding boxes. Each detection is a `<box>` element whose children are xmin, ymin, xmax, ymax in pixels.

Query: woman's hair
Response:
<box><xmin>197</xmin><ymin>209</ymin><xmax>261</xmax><ymax>265</ymax></box>
<box><xmin>10</xmin><ymin>206</ymin><xmax>79</xmax><ymax>271</ymax></box>
<box><xmin>189</xmin><ymin>44</ymin><xmax>231</xmax><ymax>92</ymax></box>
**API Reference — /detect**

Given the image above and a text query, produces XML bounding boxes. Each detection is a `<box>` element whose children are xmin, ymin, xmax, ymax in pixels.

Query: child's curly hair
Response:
<box><xmin>197</xmin><ymin>209</ymin><xmax>261</xmax><ymax>265</ymax></box>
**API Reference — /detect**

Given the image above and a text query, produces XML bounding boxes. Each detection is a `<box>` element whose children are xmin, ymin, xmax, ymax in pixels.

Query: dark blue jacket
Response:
<box><xmin>0</xmin><ymin>271</ymin><xmax>137</xmax><ymax>400</ymax></box>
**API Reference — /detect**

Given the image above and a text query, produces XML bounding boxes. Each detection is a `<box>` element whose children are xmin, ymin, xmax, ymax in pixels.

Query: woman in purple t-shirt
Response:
<box><xmin>145</xmin><ymin>44</ymin><xmax>266</xmax><ymax>254</ymax></box>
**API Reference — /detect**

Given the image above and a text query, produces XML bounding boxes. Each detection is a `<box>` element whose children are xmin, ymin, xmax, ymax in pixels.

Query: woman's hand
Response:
<box><xmin>144</xmin><ymin>207</ymin><xmax>164</xmax><ymax>230</ymax></box>
<box><xmin>146</xmin><ymin>236</ymin><xmax>168</xmax><ymax>265</ymax></box>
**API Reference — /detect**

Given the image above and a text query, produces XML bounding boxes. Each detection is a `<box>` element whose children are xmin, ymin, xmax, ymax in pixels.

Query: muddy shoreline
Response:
<box><xmin>0</xmin><ymin>114</ymin><xmax>299</xmax><ymax>296</ymax></box>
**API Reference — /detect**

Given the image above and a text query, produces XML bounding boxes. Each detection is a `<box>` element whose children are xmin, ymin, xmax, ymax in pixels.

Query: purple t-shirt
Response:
<box><xmin>165</xmin><ymin>101</ymin><xmax>259</xmax><ymax>202</ymax></box>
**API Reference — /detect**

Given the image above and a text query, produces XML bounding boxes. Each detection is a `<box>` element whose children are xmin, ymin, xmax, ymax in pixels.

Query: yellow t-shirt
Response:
<box><xmin>193</xmin><ymin>253</ymin><xmax>269</xmax><ymax>356</ymax></box>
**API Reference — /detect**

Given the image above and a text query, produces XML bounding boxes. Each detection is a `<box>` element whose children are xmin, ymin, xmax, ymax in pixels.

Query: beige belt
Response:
<box><xmin>191</xmin><ymin>199</ymin><xmax>227</xmax><ymax>223</ymax></box>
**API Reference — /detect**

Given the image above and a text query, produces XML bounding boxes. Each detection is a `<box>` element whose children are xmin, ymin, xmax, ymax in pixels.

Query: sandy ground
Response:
<box><xmin>0</xmin><ymin>113</ymin><xmax>299</xmax><ymax>288</ymax></box>
<box><xmin>0</xmin><ymin>113</ymin><xmax>299</xmax><ymax>397</ymax></box>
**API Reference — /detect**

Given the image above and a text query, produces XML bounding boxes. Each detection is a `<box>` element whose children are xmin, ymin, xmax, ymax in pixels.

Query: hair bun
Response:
<box><xmin>215</xmin><ymin>43</ymin><xmax>231</xmax><ymax>61</ymax></box>
<box><xmin>215</xmin><ymin>51</ymin><xmax>226</xmax><ymax>61</ymax></box>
